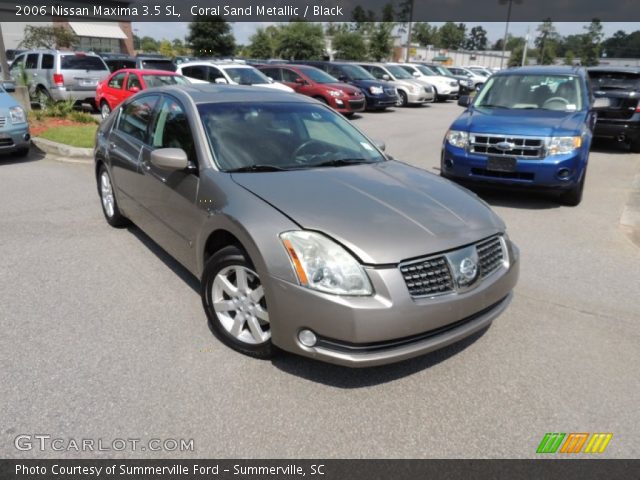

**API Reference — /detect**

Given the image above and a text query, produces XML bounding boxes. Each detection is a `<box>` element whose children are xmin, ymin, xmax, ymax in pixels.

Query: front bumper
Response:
<box><xmin>0</xmin><ymin>124</ymin><xmax>30</xmax><ymax>153</ymax></box>
<box><xmin>266</xmin><ymin>240</ymin><xmax>519</xmax><ymax>367</ymax></box>
<box><xmin>332</xmin><ymin>96</ymin><xmax>366</xmax><ymax>114</ymax></box>
<box><xmin>406</xmin><ymin>90</ymin><xmax>430</xmax><ymax>105</ymax></box>
<box><xmin>365</xmin><ymin>93</ymin><xmax>397</xmax><ymax>110</ymax></box>
<box><xmin>441</xmin><ymin>143</ymin><xmax>587</xmax><ymax>189</ymax></box>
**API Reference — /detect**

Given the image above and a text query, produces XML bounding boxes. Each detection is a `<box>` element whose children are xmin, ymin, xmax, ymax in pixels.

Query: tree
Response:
<box><xmin>332</xmin><ymin>30</ymin><xmax>368</xmax><ymax>60</ymax></box>
<box><xmin>465</xmin><ymin>26</ymin><xmax>488</xmax><ymax>50</ymax></box>
<box><xmin>535</xmin><ymin>19</ymin><xmax>560</xmax><ymax>65</ymax></box>
<box><xmin>508</xmin><ymin>44</ymin><xmax>527</xmax><ymax>67</ymax></box>
<box><xmin>140</xmin><ymin>36</ymin><xmax>159</xmax><ymax>53</ymax></box>
<box><xmin>580</xmin><ymin>19</ymin><xmax>604</xmax><ymax>66</ymax></box>
<box><xmin>564</xmin><ymin>51</ymin><xmax>575</xmax><ymax>65</ymax></box>
<box><xmin>159</xmin><ymin>40</ymin><xmax>174</xmax><ymax>58</ymax></box>
<box><xmin>368</xmin><ymin>23</ymin><xmax>394</xmax><ymax>61</ymax></box>
<box><xmin>351</xmin><ymin>6</ymin><xmax>376</xmax><ymax>35</ymax></box>
<box><xmin>276</xmin><ymin>21</ymin><xmax>325</xmax><ymax>60</ymax></box>
<box><xmin>412</xmin><ymin>22</ymin><xmax>439</xmax><ymax>47</ymax></box>
<box><xmin>187</xmin><ymin>16</ymin><xmax>235</xmax><ymax>57</ymax></box>
<box><xmin>438</xmin><ymin>22</ymin><xmax>466</xmax><ymax>50</ymax></box>
<box><xmin>172</xmin><ymin>39</ymin><xmax>189</xmax><ymax>56</ymax></box>
<box><xmin>246</xmin><ymin>27</ymin><xmax>278</xmax><ymax>59</ymax></box>
<box><xmin>19</xmin><ymin>25</ymin><xmax>78</xmax><ymax>49</ymax></box>
<box><xmin>493</xmin><ymin>34</ymin><xmax>525</xmax><ymax>52</ymax></box>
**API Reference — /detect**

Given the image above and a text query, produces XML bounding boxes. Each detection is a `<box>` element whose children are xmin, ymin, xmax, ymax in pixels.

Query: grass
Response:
<box><xmin>39</xmin><ymin>125</ymin><xmax>97</xmax><ymax>148</ymax></box>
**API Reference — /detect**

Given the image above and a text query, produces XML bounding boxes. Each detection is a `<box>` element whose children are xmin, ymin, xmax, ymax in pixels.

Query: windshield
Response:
<box><xmin>60</xmin><ymin>55</ymin><xmax>107</xmax><ymax>71</ymax></box>
<box><xmin>300</xmin><ymin>67</ymin><xmax>338</xmax><ymax>84</ymax></box>
<box><xmin>142</xmin><ymin>74</ymin><xmax>190</xmax><ymax>87</ymax></box>
<box><xmin>470</xmin><ymin>68</ymin><xmax>490</xmax><ymax>77</ymax></box>
<box><xmin>589</xmin><ymin>71</ymin><xmax>640</xmax><ymax>91</ymax></box>
<box><xmin>386</xmin><ymin>65</ymin><xmax>413</xmax><ymax>79</ymax></box>
<box><xmin>224</xmin><ymin>67</ymin><xmax>270</xmax><ymax>85</ymax></box>
<box><xmin>416</xmin><ymin>65</ymin><xmax>435</xmax><ymax>76</ymax></box>
<box><xmin>432</xmin><ymin>65</ymin><xmax>451</xmax><ymax>76</ymax></box>
<box><xmin>198</xmin><ymin>102</ymin><xmax>385</xmax><ymax>171</ymax></box>
<box><xmin>339</xmin><ymin>64</ymin><xmax>375</xmax><ymax>81</ymax></box>
<box><xmin>475</xmin><ymin>74</ymin><xmax>584</xmax><ymax>111</ymax></box>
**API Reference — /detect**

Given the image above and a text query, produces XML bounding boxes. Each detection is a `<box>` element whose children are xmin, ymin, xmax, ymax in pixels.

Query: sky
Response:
<box><xmin>134</xmin><ymin>22</ymin><xmax>640</xmax><ymax>47</ymax></box>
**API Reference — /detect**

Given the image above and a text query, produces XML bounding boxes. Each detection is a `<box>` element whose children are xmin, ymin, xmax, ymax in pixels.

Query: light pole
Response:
<box><xmin>499</xmin><ymin>0</ymin><xmax>522</xmax><ymax>68</ymax></box>
<box><xmin>404</xmin><ymin>0</ymin><xmax>414</xmax><ymax>63</ymax></box>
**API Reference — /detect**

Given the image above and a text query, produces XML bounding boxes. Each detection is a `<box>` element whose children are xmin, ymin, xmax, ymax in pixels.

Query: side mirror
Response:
<box><xmin>457</xmin><ymin>95</ymin><xmax>472</xmax><ymax>107</ymax></box>
<box><xmin>295</xmin><ymin>77</ymin><xmax>305</xmax><ymax>84</ymax></box>
<box><xmin>128</xmin><ymin>86</ymin><xmax>140</xmax><ymax>93</ymax></box>
<box><xmin>214</xmin><ymin>77</ymin><xmax>228</xmax><ymax>84</ymax></box>
<box><xmin>374</xmin><ymin>139</ymin><xmax>386</xmax><ymax>151</ymax></box>
<box><xmin>2</xmin><ymin>81</ymin><xmax>16</xmax><ymax>92</ymax></box>
<box><xmin>382</xmin><ymin>74</ymin><xmax>390</xmax><ymax>81</ymax></box>
<box><xmin>150</xmin><ymin>148</ymin><xmax>189</xmax><ymax>170</ymax></box>
<box><xmin>592</xmin><ymin>97</ymin><xmax>611</xmax><ymax>109</ymax></box>
<box><xmin>338</xmin><ymin>75</ymin><xmax>348</xmax><ymax>82</ymax></box>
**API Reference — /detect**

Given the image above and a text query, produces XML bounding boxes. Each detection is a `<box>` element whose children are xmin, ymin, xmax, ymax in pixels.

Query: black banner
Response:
<box><xmin>0</xmin><ymin>460</ymin><xmax>639</xmax><ymax>480</ymax></box>
<box><xmin>2</xmin><ymin>0</ymin><xmax>640</xmax><ymax>22</ymax></box>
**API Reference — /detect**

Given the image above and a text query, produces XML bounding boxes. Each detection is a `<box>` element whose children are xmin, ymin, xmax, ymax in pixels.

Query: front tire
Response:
<box><xmin>98</xmin><ymin>165</ymin><xmax>129</xmax><ymax>227</ymax></box>
<box><xmin>396</xmin><ymin>90</ymin><xmax>408</xmax><ymax>107</ymax></box>
<box><xmin>560</xmin><ymin>169</ymin><xmax>586</xmax><ymax>206</ymax></box>
<box><xmin>202</xmin><ymin>246</ymin><xmax>274</xmax><ymax>359</ymax></box>
<box><xmin>100</xmin><ymin>101</ymin><xmax>111</xmax><ymax>120</ymax></box>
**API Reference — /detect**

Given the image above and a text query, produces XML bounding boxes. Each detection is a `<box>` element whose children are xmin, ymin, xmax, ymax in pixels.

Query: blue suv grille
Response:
<box><xmin>471</xmin><ymin>134</ymin><xmax>545</xmax><ymax>158</ymax></box>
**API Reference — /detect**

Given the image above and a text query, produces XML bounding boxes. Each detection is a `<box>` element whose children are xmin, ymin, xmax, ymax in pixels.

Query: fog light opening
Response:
<box><xmin>444</xmin><ymin>158</ymin><xmax>454</xmax><ymax>169</ymax></box>
<box><xmin>24</xmin><ymin>133</ymin><xmax>30</xmax><ymax>141</ymax></box>
<box><xmin>298</xmin><ymin>329</ymin><xmax>317</xmax><ymax>347</ymax></box>
<box><xmin>557</xmin><ymin>168</ymin><xmax>572</xmax><ymax>180</ymax></box>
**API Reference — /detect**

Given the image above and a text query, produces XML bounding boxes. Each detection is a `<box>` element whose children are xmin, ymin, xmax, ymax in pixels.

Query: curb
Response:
<box><xmin>32</xmin><ymin>136</ymin><xmax>93</xmax><ymax>163</ymax></box>
<box><xmin>620</xmin><ymin>172</ymin><xmax>640</xmax><ymax>248</ymax></box>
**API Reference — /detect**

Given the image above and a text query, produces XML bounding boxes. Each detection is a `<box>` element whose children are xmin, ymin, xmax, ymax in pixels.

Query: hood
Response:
<box><xmin>0</xmin><ymin>91</ymin><xmax>20</xmax><ymax>109</ymax></box>
<box><xmin>451</xmin><ymin>106</ymin><xmax>587</xmax><ymax>137</ymax></box>
<box><xmin>325</xmin><ymin>82</ymin><xmax>363</xmax><ymax>96</ymax></box>
<box><xmin>348</xmin><ymin>78</ymin><xmax>386</xmax><ymax>89</ymax></box>
<box><xmin>231</xmin><ymin>161</ymin><xmax>504</xmax><ymax>265</ymax></box>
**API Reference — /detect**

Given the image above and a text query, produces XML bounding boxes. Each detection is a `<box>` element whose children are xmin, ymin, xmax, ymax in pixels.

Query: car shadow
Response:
<box><xmin>271</xmin><ymin>327</ymin><xmax>489</xmax><ymax>388</ymax></box>
<box><xmin>126</xmin><ymin>226</ymin><xmax>200</xmax><ymax>294</ymax></box>
<box><xmin>0</xmin><ymin>146</ymin><xmax>46</xmax><ymax>165</ymax></box>
<box><xmin>590</xmin><ymin>138</ymin><xmax>632</xmax><ymax>154</ymax></box>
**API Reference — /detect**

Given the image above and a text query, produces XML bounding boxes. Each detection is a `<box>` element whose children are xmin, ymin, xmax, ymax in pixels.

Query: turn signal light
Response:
<box><xmin>53</xmin><ymin>73</ymin><xmax>64</xmax><ymax>86</ymax></box>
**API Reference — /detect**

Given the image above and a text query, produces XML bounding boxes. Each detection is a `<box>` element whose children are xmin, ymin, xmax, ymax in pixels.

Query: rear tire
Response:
<box><xmin>201</xmin><ymin>246</ymin><xmax>274</xmax><ymax>360</ymax></box>
<box><xmin>560</xmin><ymin>169</ymin><xmax>586</xmax><ymax>206</ymax></box>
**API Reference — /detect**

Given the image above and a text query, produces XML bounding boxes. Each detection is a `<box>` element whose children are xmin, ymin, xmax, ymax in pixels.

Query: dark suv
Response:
<box><xmin>588</xmin><ymin>67</ymin><xmax>640</xmax><ymax>152</ymax></box>
<box><xmin>295</xmin><ymin>61</ymin><xmax>397</xmax><ymax>110</ymax></box>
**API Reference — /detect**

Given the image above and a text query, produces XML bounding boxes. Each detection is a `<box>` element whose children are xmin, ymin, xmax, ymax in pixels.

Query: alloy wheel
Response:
<box><xmin>100</xmin><ymin>171</ymin><xmax>115</xmax><ymax>218</ymax></box>
<box><xmin>101</xmin><ymin>103</ymin><xmax>111</xmax><ymax>119</ymax></box>
<box><xmin>211</xmin><ymin>265</ymin><xmax>270</xmax><ymax>345</ymax></box>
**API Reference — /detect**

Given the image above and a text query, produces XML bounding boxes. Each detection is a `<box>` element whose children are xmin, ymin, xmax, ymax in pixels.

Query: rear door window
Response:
<box><xmin>61</xmin><ymin>55</ymin><xmax>108</xmax><ymax>71</ymax></box>
<box><xmin>117</xmin><ymin>95</ymin><xmax>160</xmax><ymax>142</ymax></box>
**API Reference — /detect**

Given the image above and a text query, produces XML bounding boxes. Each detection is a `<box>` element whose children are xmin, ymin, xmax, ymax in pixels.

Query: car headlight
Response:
<box><xmin>369</xmin><ymin>86</ymin><xmax>383</xmax><ymax>95</ymax></box>
<box><xmin>548</xmin><ymin>136</ymin><xmax>582</xmax><ymax>155</ymax></box>
<box><xmin>280</xmin><ymin>231</ymin><xmax>373</xmax><ymax>296</ymax></box>
<box><xmin>446</xmin><ymin>130</ymin><xmax>469</xmax><ymax>148</ymax></box>
<box><xmin>328</xmin><ymin>89</ymin><xmax>343</xmax><ymax>97</ymax></box>
<box><xmin>10</xmin><ymin>106</ymin><xmax>26</xmax><ymax>124</ymax></box>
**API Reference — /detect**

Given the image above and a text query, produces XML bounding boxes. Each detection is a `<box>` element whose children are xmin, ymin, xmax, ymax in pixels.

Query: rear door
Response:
<box><xmin>58</xmin><ymin>53</ymin><xmax>110</xmax><ymax>93</ymax></box>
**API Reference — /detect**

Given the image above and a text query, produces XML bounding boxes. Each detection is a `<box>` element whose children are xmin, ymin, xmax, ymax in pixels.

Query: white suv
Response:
<box><xmin>392</xmin><ymin>63</ymin><xmax>460</xmax><ymax>101</ymax></box>
<box><xmin>176</xmin><ymin>61</ymin><xmax>294</xmax><ymax>93</ymax></box>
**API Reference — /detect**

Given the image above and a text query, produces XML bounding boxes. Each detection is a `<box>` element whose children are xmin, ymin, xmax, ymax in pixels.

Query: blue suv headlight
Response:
<box><xmin>548</xmin><ymin>136</ymin><xmax>582</xmax><ymax>155</ymax></box>
<box><xmin>446</xmin><ymin>130</ymin><xmax>469</xmax><ymax>148</ymax></box>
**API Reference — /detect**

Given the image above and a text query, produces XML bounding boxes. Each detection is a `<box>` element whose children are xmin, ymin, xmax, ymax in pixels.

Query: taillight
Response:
<box><xmin>53</xmin><ymin>73</ymin><xmax>64</xmax><ymax>86</ymax></box>
<box><xmin>636</xmin><ymin>101</ymin><xmax>640</xmax><ymax>113</ymax></box>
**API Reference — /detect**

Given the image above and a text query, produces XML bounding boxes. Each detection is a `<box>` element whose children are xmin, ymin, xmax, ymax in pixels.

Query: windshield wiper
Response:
<box><xmin>477</xmin><ymin>104</ymin><xmax>508</xmax><ymax>109</ymax></box>
<box><xmin>309</xmin><ymin>158</ymin><xmax>373</xmax><ymax>168</ymax></box>
<box><xmin>227</xmin><ymin>164</ymin><xmax>287</xmax><ymax>173</ymax></box>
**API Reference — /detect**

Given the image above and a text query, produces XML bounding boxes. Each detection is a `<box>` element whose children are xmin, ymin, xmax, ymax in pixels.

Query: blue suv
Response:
<box><xmin>441</xmin><ymin>67</ymin><xmax>598</xmax><ymax>206</ymax></box>
<box><xmin>296</xmin><ymin>61</ymin><xmax>398</xmax><ymax>111</ymax></box>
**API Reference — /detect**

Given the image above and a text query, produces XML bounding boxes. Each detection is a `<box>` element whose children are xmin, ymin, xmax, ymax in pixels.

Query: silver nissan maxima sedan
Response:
<box><xmin>94</xmin><ymin>84</ymin><xmax>519</xmax><ymax>367</ymax></box>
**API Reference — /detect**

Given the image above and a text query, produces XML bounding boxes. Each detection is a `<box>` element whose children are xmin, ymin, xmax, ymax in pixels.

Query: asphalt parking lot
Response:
<box><xmin>1</xmin><ymin>101</ymin><xmax>639</xmax><ymax>459</ymax></box>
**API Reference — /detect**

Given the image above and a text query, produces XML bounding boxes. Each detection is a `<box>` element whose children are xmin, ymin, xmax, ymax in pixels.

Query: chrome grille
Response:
<box><xmin>470</xmin><ymin>134</ymin><xmax>545</xmax><ymax>158</ymax></box>
<box><xmin>400</xmin><ymin>256</ymin><xmax>454</xmax><ymax>297</ymax></box>
<box><xmin>477</xmin><ymin>236</ymin><xmax>505</xmax><ymax>279</ymax></box>
<box><xmin>0</xmin><ymin>117</ymin><xmax>6</xmax><ymax>128</ymax></box>
<box><xmin>400</xmin><ymin>235</ymin><xmax>507</xmax><ymax>298</ymax></box>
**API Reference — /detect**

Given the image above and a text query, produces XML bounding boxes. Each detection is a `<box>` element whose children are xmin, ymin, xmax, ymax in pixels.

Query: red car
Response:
<box><xmin>258</xmin><ymin>64</ymin><xmax>366</xmax><ymax>116</ymax></box>
<box><xmin>95</xmin><ymin>69</ymin><xmax>189</xmax><ymax>119</ymax></box>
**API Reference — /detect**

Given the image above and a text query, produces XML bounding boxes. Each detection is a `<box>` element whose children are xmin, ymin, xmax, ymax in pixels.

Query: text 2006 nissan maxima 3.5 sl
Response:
<box><xmin>94</xmin><ymin>84</ymin><xmax>519</xmax><ymax>367</ymax></box>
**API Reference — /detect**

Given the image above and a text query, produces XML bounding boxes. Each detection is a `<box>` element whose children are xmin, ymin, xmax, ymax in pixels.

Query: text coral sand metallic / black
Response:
<box><xmin>94</xmin><ymin>83</ymin><xmax>519</xmax><ymax>367</ymax></box>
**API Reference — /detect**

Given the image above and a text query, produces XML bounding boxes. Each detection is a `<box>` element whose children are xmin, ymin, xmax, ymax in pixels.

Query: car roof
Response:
<box><xmin>587</xmin><ymin>66</ymin><xmax>640</xmax><ymax>73</ymax></box>
<box><xmin>146</xmin><ymin>83</ymin><xmax>317</xmax><ymax>105</ymax></box>
<box><xmin>497</xmin><ymin>66</ymin><xmax>587</xmax><ymax>77</ymax></box>
<box><xmin>178</xmin><ymin>61</ymin><xmax>252</xmax><ymax>68</ymax></box>
<box><xmin>111</xmin><ymin>69</ymin><xmax>180</xmax><ymax>76</ymax></box>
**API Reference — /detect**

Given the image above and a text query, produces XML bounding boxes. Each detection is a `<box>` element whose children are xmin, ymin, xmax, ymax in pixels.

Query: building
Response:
<box><xmin>0</xmin><ymin>1</ymin><xmax>133</xmax><ymax>54</ymax></box>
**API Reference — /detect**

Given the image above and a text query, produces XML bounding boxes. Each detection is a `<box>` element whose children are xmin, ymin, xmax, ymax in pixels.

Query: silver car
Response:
<box><xmin>94</xmin><ymin>84</ymin><xmax>519</xmax><ymax>367</ymax></box>
<box><xmin>10</xmin><ymin>49</ymin><xmax>110</xmax><ymax>107</ymax></box>
<box><xmin>358</xmin><ymin>62</ymin><xmax>434</xmax><ymax>107</ymax></box>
